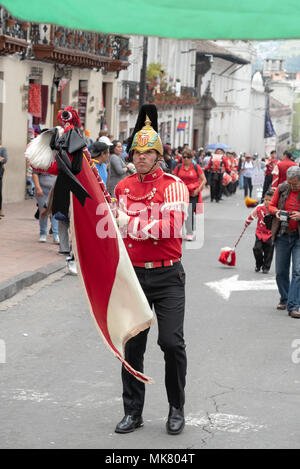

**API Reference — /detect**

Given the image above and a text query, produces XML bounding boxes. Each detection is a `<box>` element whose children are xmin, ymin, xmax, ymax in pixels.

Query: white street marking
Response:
<box><xmin>205</xmin><ymin>275</ymin><xmax>277</xmax><ymax>300</ymax></box>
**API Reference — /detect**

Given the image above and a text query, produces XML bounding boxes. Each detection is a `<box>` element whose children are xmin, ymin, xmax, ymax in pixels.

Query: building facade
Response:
<box><xmin>194</xmin><ymin>40</ymin><xmax>266</xmax><ymax>155</ymax></box>
<box><xmin>118</xmin><ymin>35</ymin><xmax>196</xmax><ymax>149</ymax></box>
<box><xmin>263</xmin><ymin>58</ymin><xmax>294</xmax><ymax>155</ymax></box>
<box><xmin>0</xmin><ymin>7</ymin><xmax>130</xmax><ymax>203</ymax></box>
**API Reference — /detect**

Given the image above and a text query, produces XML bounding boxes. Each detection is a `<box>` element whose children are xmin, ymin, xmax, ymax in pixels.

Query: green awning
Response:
<box><xmin>1</xmin><ymin>0</ymin><xmax>300</xmax><ymax>40</ymax></box>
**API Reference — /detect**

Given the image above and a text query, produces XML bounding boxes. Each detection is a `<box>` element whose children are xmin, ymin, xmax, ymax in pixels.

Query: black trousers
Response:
<box><xmin>121</xmin><ymin>262</ymin><xmax>187</xmax><ymax>416</ymax></box>
<box><xmin>261</xmin><ymin>174</ymin><xmax>273</xmax><ymax>201</ymax></box>
<box><xmin>186</xmin><ymin>195</ymin><xmax>198</xmax><ymax>234</ymax></box>
<box><xmin>253</xmin><ymin>236</ymin><xmax>274</xmax><ymax>271</ymax></box>
<box><xmin>210</xmin><ymin>172</ymin><xmax>222</xmax><ymax>201</ymax></box>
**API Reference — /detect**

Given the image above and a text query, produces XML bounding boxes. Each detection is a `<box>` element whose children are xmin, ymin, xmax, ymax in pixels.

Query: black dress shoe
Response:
<box><xmin>115</xmin><ymin>415</ymin><xmax>144</xmax><ymax>434</ymax></box>
<box><xmin>166</xmin><ymin>406</ymin><xmax>185</xmax><ymax>435</ymax></box>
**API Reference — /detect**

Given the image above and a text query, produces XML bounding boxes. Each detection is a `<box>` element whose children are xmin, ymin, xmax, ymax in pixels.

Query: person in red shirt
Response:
<box><xmin>271</xmin><ymin>150</ymin><xmax>297</xmax><ymax>190</ymax></box>
<box><xmin>114</xmin><ymin>104</ymin><xmax>189</xmax><ymax>436</ymax></box>
<box><xmin>262</xmin><ymin>150</ymin><xmax>277</xmax><ymax>200</ymax></box>
<box><xmin>205</xmin><ymin>148</ymin><xmax>231</xmax><ymax>202</ymax></box>
<box><xmin>245</xmin><ymin>190</ymin><xmax>274</xmax><ymax>273</ymax></box>
<box><xmin>269</xmin><ymin>166</ymin><xmax>300</xmax><ymax>318</ymax></box>
<box><xmin>173</xmin><ymin>149</ymin><xmax>206</xmax><ymax>241</ymax></box>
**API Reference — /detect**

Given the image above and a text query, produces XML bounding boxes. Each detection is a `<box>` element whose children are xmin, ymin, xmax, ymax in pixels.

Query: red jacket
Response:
<box><xmin>269</xmin><ymin>186</ymin><xmax>300</xmax><ymax>231</ymax></box>
<box><xmin>265</xmin><ymin>158</ymin><xmax>277</xmax><ymax>177</ymax></box>
<box><xmin>115</xmin><ymin>167</ymin><xmax>189</xmax><ymax>264</ymax></box>
<box><xmin>245</xmin><ymin>204</ymin><xmax>272</xmax><ymax>242</ymax></box>
<box><xmin>173</xmin><ymin>162</ymin><xmax>204</xmax><ymax>203</ymax></box>
<box><xmin>205</xmin><ymin>154</ymin><xmax>231</xmax><ymax>174</ymax></box>
<box><xmin>272</xmin><ymin>159</ymin><xmax>297</xmax><ymax>189</ymax></box>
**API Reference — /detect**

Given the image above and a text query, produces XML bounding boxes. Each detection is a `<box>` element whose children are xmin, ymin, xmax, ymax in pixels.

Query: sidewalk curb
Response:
<box><xmin>0</xmin><ymin>191</ymin><xmax>210</xmax><ymax>303</ymax></box>
<box><xmin>0</xmin><ymin>260</ymin><xmax>66</xmax><ymax>303</ymax></box>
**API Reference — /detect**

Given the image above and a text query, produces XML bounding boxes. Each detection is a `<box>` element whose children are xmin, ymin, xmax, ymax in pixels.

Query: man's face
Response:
<box><xmin>287</xmin><ymin>177</ymin><xmax>300</xmax><ymax>192</ymax></box>
<box><xmin>215</xmin><ymin>149</ymin><xmax>224</xmax><ymax>155</ymax></box>
<box><xmin>133</xmin><ymin>150</ymin><xmax>159</xmax><ymax>174</ymax></box>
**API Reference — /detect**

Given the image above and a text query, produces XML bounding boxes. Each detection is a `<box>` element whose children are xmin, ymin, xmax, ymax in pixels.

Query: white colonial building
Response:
<box><xmin>194</xmin><ymin>40</ymin><xmax>266</xmax><ymax>155</ymax></box>
<box><xmin>118</xmin><ymin>35</ymin><xmax>196</xmax><ymax>148</ymax></box>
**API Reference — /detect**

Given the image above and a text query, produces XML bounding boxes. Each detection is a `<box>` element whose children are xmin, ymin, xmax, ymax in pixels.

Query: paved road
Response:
<box><xmin>1</xmin><ymin>190</ymin><xmax>300</xmax><ymax>449</ymax></box>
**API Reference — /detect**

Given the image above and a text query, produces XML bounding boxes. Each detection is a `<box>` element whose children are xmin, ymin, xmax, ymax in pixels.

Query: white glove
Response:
<box><xmin>127</xmin><ymin>162</ymin><xmax>136</xmax><ymax>174</ymax></box>
<box><xmin>116</xmin><ymin>210</ymin><xmax>130</xmax><ymax>229</ymax></box>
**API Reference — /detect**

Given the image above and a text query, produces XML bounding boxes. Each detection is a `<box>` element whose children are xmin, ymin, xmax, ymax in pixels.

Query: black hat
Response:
<box><xmin>91</xmin><ymin>141</ymin><xmax>108</xmax><ymax>157</ymax></box>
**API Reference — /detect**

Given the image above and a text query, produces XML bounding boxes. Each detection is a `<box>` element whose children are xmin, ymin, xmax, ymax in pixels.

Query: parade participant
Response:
<box><xmin>229</xmin><ymin>152</ymin><xmax>239</xmax><ymax>194</ymax></box>
<box><xmin>222</xmin><ymin>172</ymin><xmax>232</xmax><ymax>197</ymax></box>
<box><xmin>205</xmin><ymin>148</ymin><xmax>231</xmax><ymax>202</ymax></box>
<box><xmin>262</xmin><ymin>150</ymin><xmax>277</xmax><ymax>200</ymax></box>
<box><xmin>245</xmin><ymin>190</ymin><xmax>274</xmax><ymax>274</ymax></box>
<box><xmin>173</xmin><ymin>148</ymin><xmax>206</xmax><ymax>240</ymax></box>
<box><xmin>271</xmin><ymin>150</ymin><xmax>297</xmax><ymax>190</ymax></box>
<box><xmin>269</xmin><ymin>166</ymin><xmax>300</xmax><ymax>318</ymax></box>
<box><xmin>114</xmin><ymin>104</ymin><xmax>189</xmax><ymax>435</ymax></box>
<box><xmin>90</xmin><ymin>141</ymin><xmax>110</xmax><ymax>187</ymax></box>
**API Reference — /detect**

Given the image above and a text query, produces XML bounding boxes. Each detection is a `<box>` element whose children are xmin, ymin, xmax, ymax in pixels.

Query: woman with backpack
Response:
<box><xmin>173</xmin><ymin>149</ymin><xmax>206</xmax><ymax>241</ymax></box>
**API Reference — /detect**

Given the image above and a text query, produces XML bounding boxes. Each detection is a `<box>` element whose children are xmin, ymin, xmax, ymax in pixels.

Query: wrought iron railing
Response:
<box><xmin>0</xmin><ymin>7</ymin><xmax>30</xmax><ymax>41</ymax></box>
<box><xmin>30</xmin><ymin>23</ymin><xmax>130</xmax><ymax>61</ymax></box>
<box><xmin>0</xmin><ymin>6</ymin><xmax>131</xmax><ymax>61</ymax></box>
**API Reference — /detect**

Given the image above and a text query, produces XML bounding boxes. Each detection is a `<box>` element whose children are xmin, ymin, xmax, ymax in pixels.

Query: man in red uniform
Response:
<box><xmin>114</xmin><ymin>105</ymin><xmax>189</xmax><ymax>435</ymax></box>
<box><xmin>262</xmin><ymin>150</ymin><xmax>277</xmax><ymax>200</ymax></box>
<box><xmin>269</xmin><ymin>166</ymin><xmax>300</xmax><ymax>318</ymax></box>
<box><xmin>271</xmin><ymin>150</ymin><xmax>297</xmax><ymax>190</ymax></box>
<box><xmin>205</xmin><ymin>148</ymin><xmax>231</xmax><ymax>202</ymax></box>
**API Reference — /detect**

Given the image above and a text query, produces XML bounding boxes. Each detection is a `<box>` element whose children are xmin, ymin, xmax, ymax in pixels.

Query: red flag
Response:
<box><xmin>71</xmin><ymin>157</ymin><xmax>155</xmax><ymax>383</ymax></box>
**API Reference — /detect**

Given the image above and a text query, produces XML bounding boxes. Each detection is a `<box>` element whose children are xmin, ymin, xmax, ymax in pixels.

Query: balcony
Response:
<box><xmin>32</xmin><ymin>24</ymin><xmax>130</xmax><ymax>71</ymax></box>
<box><xmin>0</xmin><ymin>6</ymin><xmax>130</xmax><ymax>71</ymax></box>
<box><xmin>146</xmin><ymin>83</ymin><xmax>197</xmax><ymax>109</ymax></box>
<box><xmin>0</xmin><ymin>9</ymin><xmax>29</xmax><ymax>55</ymax></box>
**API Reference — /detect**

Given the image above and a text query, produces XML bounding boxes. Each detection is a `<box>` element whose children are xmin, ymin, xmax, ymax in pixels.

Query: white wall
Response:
<box><xmin>270</xmin><ymin>81</ymin><xmax>294</xmax><ymax>107</ymax></box>
<box><xmin>1</xmin><ymin>54</ymin><xmax>120</xmax><ymax>203</ymax></box>
<box><xmin>1</xmin><ymin>56</ymin><xmax>54</xmax><ymax>203</ymax></box>
<box><xmin>200</xmin><ymin>43</ymin><xmax>266</xmax><ymax>154</ymax></box>
<box><xmin>118</xmin><ymin>35</ymin><xmax>196</xmax><ymax>147</ymax></box>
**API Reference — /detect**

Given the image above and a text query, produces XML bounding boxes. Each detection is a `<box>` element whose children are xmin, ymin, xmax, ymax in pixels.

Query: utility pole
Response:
<box><xmin>139</xmin><ymin>36</ymin><xmax>148</xmax><ymax>108</ymax></box>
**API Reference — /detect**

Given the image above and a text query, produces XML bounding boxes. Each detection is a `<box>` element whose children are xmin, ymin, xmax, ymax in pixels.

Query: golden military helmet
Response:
<box><xmin>130</xmin><ymin>115</ymin><xmax>163</xmax><ymax>155</ymax></box>
<box><xmin>127</xmin><ymin>104</ymin><xmax>163</xmax><ymax>156</ymax></box>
